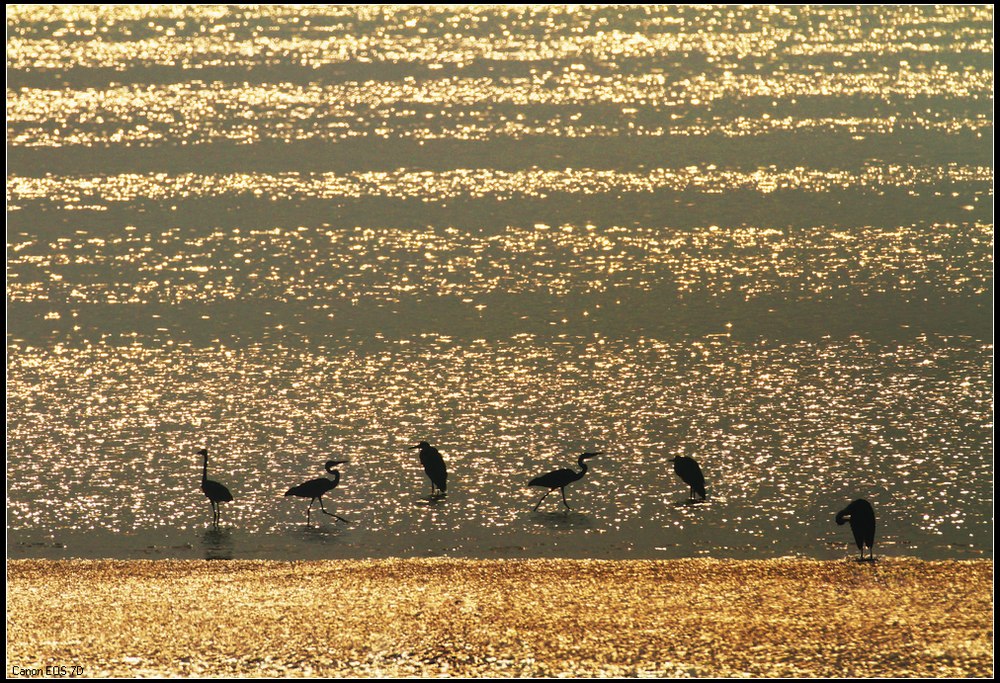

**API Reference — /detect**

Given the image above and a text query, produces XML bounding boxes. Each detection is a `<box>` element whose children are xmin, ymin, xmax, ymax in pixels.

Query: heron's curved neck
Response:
<box><xmin>202</xmin><ymin>453</ymin><xmax>208</xmax><ymax>483</ymax></box>
<box><xmin>576</xmin><ymin>456</ymin><xmax>589</xmax><ymax>477</ymax></box>
<box><xmin>328</xmin><ymin>470</ymin><xmax>340</xmax><ymax>488</ymax></box>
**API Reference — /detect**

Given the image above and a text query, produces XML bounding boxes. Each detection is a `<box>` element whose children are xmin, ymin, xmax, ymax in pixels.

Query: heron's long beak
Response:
<box><xmin>408</xmin><ymin>445</ymin><xmax>419</xmax><ymax>450</ymax></box>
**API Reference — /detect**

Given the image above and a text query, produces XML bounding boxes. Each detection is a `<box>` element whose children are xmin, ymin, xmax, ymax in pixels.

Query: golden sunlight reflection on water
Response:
<box><xmin>6</xmin><ymin>4</ymin><xmax>992</xmax><ymax>559</ymax></box>
<box><xmin>6</xmin><ymin>333</ymin><xmax>992</xmax><ymax>557</ymax></box>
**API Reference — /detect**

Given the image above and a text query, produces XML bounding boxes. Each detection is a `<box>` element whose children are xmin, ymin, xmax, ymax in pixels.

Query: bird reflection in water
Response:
<box><xmin>414</xmin><ymin>494</ymin><xmax>448</xmax><ymax>507</ymax></box>
<box><xmin>201</xmin><ymin>527</ymin><xmax>233</xmax><ymax>560</ymax></box>
<box><xmin>295</xmin><ymin>523</ymin><xmax>345</xmax><ymax>543</ymax></box>
<box><xmin>530</xmin><ymin>510</ymin><xmax>595</xmax><ymax>530</ymax></box>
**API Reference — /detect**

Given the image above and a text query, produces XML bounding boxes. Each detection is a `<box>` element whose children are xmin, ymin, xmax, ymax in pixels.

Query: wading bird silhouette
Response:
<box><xmin>529</xmin><ymin>451</ymin><xmax>603</xmax><ymax>511</ymax></box>
<box><xmin>670</xmin><ymin>454</ymin><xmax>706</xmax><ymax>500</ymax></box>
<box><xmin>198</xmin><ymin>448</ymin><xmax>233</xmax><ymax>526</ymax></box>
<box><xmin>836</xmin><ymin>498</ymin><xmax>876</xmax><ymax>561</ymax></box>
<box><xmin>410</xmin><ymin>441</ymin><xmax>448</xmax><ymax>496</ymax></box>
<box><xmin>285</xmin><ymin>460</ymin><xmax>350</xmax><ymax>524</ymax></box>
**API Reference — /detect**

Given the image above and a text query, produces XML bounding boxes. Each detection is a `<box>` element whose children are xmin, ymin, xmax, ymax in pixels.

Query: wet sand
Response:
<box><xmin>6</xmin><ymin>558</ymin><xmax>993</xmax><ymax>678</ymax></box>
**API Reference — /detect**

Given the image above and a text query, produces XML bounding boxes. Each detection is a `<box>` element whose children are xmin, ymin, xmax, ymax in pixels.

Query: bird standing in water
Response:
<box><xmin>836</xmin><ymin>498</ymin><xmax>876</xmax><ymax>562</ymax></box>
<box><xmin>410</xmin><ymin>441</ymin><xmax>448</xmax><ymax>496</ymax></box>
<box><xmin>529</xmin><ymin>451</ymin><xmax>603</xmax><ymax>511</ymax></box>
<box><xmin>670</xmin><ymin>454</ymin><xmax>706</xmax><ymax>500</ymax></box>
<box><xmin>285</xmin><ymin>460</ymin><xmax>349</xmax><ymax>524</ymax></box>
<box><xmin>197</xmin><ymin>448</ymin><xmax>233</xmax><ymax>526</ymax></box>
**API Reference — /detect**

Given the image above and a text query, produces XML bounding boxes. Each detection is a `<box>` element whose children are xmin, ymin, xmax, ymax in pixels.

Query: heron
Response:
<box><xmin>285</xmin><ymin>460</ymin><xmax>350</xmax><ymax>524</ymax></box>
<box><xmin>836</xmin><ymin>498</ymin><xmax>876</xmax><ymax>561</ymax></box>
<box><xmin>528</xmin><ymin>451</ymin><xmax>603</xmax><ymax>511</ymax></box>
<box><xmin>670</xmin><ymin>454</ymin><xmax>706</xmax><ymax>500</ymax></box>
<box><xmin>410</xmin><ymin>441</ymin><xmax>447</xmax><ymax>496</ymax></box>
<box><xmin>197</xmin><ymin>448</ymin><xmax>233</xmax><ymax>526</ymax></box>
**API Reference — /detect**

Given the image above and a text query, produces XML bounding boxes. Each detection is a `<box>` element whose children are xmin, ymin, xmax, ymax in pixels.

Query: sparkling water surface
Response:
<box><xmin>6</xmin><ymin>5</ymin><xmax>993</xmax><ymax>560</ymax></box>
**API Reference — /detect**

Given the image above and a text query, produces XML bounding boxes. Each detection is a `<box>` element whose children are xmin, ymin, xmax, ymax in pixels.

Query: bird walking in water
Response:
<box><xmin>528</xmin><ymin>451</ymin><xmax>603</xmax><ymax>511</ymax></box>
<box><xmin>285</xmin><ymin>460</ymin><xmax>350</xmax><ymax>524</ymax></box>
<box><xmin>197</xmin><ymin>448</ymin><xmax>233</xmax><ymax>526</ymax></box>
<box><xmin>410</xmin><ymin>441</ymin><xmax>448</xmax><ymax>496</ymax></box>
<box><xmin>670</xmin><ymin>454</ymin><xmax>706</xmax><ymax>500</ymax></box>
<box><xmin>836</xmin><ymin>498</ymin><xmax>876</xmax><ymax>562</ymax></box>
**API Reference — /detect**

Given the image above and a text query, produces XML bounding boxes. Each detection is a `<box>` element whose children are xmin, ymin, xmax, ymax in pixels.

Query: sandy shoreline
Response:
<box><xmin>6</xmin><ymin>558</ymin><xmax>993</xmax><ymax>678</ymax></box>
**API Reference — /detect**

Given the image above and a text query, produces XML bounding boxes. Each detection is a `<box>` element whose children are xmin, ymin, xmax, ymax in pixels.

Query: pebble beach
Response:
<box><xmin>6</xmin><ymin>558</ymin><xmax>993</xmax><ymax>678</ymax></box>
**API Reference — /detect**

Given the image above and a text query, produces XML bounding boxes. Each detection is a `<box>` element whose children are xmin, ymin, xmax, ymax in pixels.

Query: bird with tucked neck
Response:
<box><xmin>670</xmin><ymin>454</ymin><xmax>706</xmax><ymax>501</ymax></box>
<box><xmin>410</xmin><ymin>441</ymin><xmax>448</xmax><ymax>496</ymax></box>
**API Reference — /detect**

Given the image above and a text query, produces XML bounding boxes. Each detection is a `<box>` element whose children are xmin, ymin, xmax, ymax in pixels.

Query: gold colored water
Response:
<box><xmin>5</xmin><ymin>5</ymin><xmax>992</xmax><ymax>560</ymax></box>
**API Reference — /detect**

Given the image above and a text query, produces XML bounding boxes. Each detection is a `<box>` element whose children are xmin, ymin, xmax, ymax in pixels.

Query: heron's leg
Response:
<box><xmin>318</xmin><ymin>497</ymin><xmax>350</xmax><ymax>523</ymax></box>
<box><xmin>533</xmin><ymin>490</ymin><xmax>551</xmax><ymax>511</ymax></box>
<box><xmin>560</xmin><ymin>487</ymin><xmax>572</xmax><ymax>510</ymax></box>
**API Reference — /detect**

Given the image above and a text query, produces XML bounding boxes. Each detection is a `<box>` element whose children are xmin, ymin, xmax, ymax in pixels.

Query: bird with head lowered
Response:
<box><xmin>670</xmin><ymin>453</ymin><xmax>706</xmax><ymax>501</ymax></box>
<box><xmin>836</xmin><ymin>498</ymin><xmax>876</xmax><ymax>562</ymax></box>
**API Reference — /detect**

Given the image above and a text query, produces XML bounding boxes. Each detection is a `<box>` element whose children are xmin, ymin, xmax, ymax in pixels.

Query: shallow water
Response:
<box><xmin>6</xmin><ymin>5</ymin><xmax>993</xmax><ymax>561</ymax></box>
